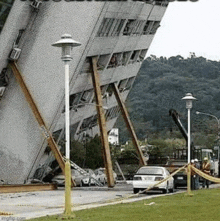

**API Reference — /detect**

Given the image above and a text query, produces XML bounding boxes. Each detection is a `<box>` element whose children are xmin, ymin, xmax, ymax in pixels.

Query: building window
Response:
<box><xmin>90</xmin><ymin>114</ymin><xmax>98</xmax><ymax>127</ymax></box>
<box><xmin>113</xmin><ymin>19</ymin><xmax>126</xmax><ymax>36</ymax></box>
<box><xmin>80</xmin><ymin>89</ymin><xmax>93</xmax><ymax>104</ymax></box>
<box><xmin>105</xmin><ymin>106</ymin><xmax>120</xmax><ymax>121</ymax></box>
<box><xmin>70</xmin><ymin>92</ymin><xmax>82</xmax><ymax>110</ymax></box>
<box><xmin>82</xmin><ymin>49</ymin><xmax>144</xmax><ymax>74</ymax></box>
<box><xmin>142</xmin><ymin>21</ymin><xmax>154</xmax><ymax>35</ymax></box>
<box><xmin>118</xmin><ymin>79</ymin><xmax>128</xmax><ymax>92</ymax></box>
<box><xmin>154</xmin><ymin>0</ymin><xmax>169</xmax><ymax>7</ymax></box>
<box><xmin>122</xmin><ymin>20</ymin><xmax>145</xmax><ymax>36</ymax></box>
<box><xmin>143</xmin><ymin>20</ymin><xmax>160</xmax><ymax>35</ymax></box>
<box><xmin>81</xmin><ymin>55</ymin><xmax>111</xmax><ymax>73</ymax></box>
<box><xmin>129</xmin><ymin>50</ymin><xmax>141</xmax><ymax>64</ymax></box>
<box><xmin>63</xmin><ymin>90</ymin><xmax>94</xmax><ymax>112</ymax></box>
<box><xmin>117</xmin><ymin>77</ymin><xmax>135</xmax><ymax>93</ymax></box>
<box><xmin>97</xmin><ymin>18</ymin><xmax>115</xmax><ymax>37</ymax></box>
<box><xmin>122</xmin><ymin>51</ymin><xmax>132</xmax><ymax>66</ymax></box>
<box><xmin>105</xmin><ymin>108</ymin><xmax>111</xmax><ymax>121</ymax></box>
<box><xmin>97</xmin><ymin>54</ymin><xmax>111</xmax><ymax>71</ymax></box>
<box><xmin>101</xmin><ymin>84</ymin><xmax>108</xmax><ymax>96</ymax></box>
<box><xmin>123</xmin><ymin>19</ymin><xmax>136</xmax><ymax>36</ymax></box>
<box><xmin>107</xmin><ymin>53</ymin><xmax>123</xmax><ymax>68</ymax></box>
<box><xmin>80</xmin><ymin>116</ymin><xmax>94</xmax><ymax>132</ymax></box>
<box><xmin>106</xmin><ymin>50</ymin><xmax>144</xmax><ymax>68</ymax></box>
<box><xmin>125</xmin><ymin>77</ymin><xmax>135</xmax><ymax>91</ymax></box>
<box><xmin>70</xmin><ymin>122</ymin><xmax>80</xmax><ymax>140</ymax></box>
<box><xmin>79</xmin><ymin>115</ymin><xmax>98</xmax><ymax>133</ymax></box>
<box><xmin>105</xmin><ymin>84</ymin><xmax>114</xmax><ymax>97</ymax></box>
<box><xmin>111</xmin><ymin>106</ymin><xmax>120</xmax><ymax>119</ymax></box>
<box><xmin>97</xmin><ymin>18</ymin><xmax>125</xmax><ymax>37</ymax></box>
<box><xmin>132</xmin><ymin>20</ymin><xmax>145</xmax><ymax>35</ymax></box>
<box><xmin>138</xmin><ymin>49</ymin><xmax>148</xmax><ymax>62</ymax></box>
<box><xmin>149</xmin><ymin>21</ymin><xmax>160</xmax><ymax>35</ymax></box>
<box><xmin>62</xmin><ymin>92</ymin><xmax>82</xmax><ymax>112</ymax></box>
<box><xmin>53</xmin><ymin>121</ymin><xmax>79</xmax><ymax>143</ymax></box>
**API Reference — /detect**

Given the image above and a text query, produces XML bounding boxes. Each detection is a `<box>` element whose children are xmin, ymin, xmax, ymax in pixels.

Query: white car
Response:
<box><xmin>94</xmin><ymin>168</ymin><xmax>117</xmax><ymax>185</ymax></box>
<box><xmin>132</xmin><ymin>166</ymin><xmax>174</xmax><ymax>194</ymax></box>
<box><xmin>52</xmin><ymin>169</ymin><xmax>87</xmax><ymax>187</ymax></box>
<box><xmin>83</xmin><ymin>169</ymin><xmax>97</xmax><ymax>186</ymax></box>
<box><xmin>94</xmin><ymin>168</ymin><xmax>107</xmax><ymax>185</ymax></box>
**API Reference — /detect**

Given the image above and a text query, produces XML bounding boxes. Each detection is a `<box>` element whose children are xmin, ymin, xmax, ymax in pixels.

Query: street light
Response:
<box><xmin>52</xmin><ymin>34</ymin><xmax>81</xmax><ymax>216</ymax></box>
<box><xmin>182</xmin><ymin>93</ymin><xmax>196</xmax><ymax>195</ymax></box>
<box><xmin>196</xmin><ymin>111</ymin><xmax>220</xmax><ymax>177</ymax></box>
<box><xmin>196</xmin><ymin>111</ymin><xmax>220</xmax><ymax>139</ymax></box>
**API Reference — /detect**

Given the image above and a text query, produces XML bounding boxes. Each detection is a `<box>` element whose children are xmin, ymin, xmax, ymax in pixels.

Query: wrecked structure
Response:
<box><xmin>0</xmin><ymin>0</ymin><xmax>169</xmax><ymax>184</ymax></box>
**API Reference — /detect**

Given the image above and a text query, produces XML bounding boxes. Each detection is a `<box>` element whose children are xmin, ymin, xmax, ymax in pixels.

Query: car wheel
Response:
<box><xmin>133</xmin><ymin>188</ymin><xmax>139</xmax><ymax>194</ymax></box>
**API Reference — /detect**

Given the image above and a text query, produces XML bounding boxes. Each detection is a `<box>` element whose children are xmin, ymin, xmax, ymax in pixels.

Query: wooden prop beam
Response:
<box><xmin>91</xmin><ymin>57</ymin><xmax>115</xmax><ymax>187</ymax></box>
<box><xmin>111</xmin><ymin>82</ymin><xmax>146</xmax><ymax>166</ymax></box>
<box><xmin>9</xmin><ymin>62</ymin><xmax>75</xmax><ymax>186</ymax></box>
<box><xmin>0</xmin><ymin>183</ymin><xmax>57</xmax><ymax>193</ymax></box>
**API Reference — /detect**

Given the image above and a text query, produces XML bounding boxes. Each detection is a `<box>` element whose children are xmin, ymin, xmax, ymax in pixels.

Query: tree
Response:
<box><xmin>84</xmin><ymin>135</ymin><xmax>104</xmax><ymax>169</ymax></box>
<box><xmin>70</xmin><ymin>140</ymin><xmax>85</xmax><ymax>167</ymax></box>
<box><xmin>115</xmin><ymin>55</ymin><xmax>220</xmax><ymax>150</ymax></box>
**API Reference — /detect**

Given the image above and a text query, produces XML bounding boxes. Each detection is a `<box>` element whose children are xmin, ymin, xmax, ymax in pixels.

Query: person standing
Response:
<box><xmin>194</xmin><ymin>159</ymin><xmax>200</xmax><ymax>189</ymax></box>
<box><xmin>202</xmin><ymin>157</ymin><xmax>211</xmax><ymax>188</ymax></box>
<box><xmin>191</xmin><ymin>160</ymin><xmax>196</xmax><ymax>190</ymax></box>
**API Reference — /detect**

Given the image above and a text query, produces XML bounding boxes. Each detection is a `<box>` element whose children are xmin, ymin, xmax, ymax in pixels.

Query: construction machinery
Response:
<box><xmin>168</xmin><ymin>109</ymin><xmax>219</xmax><ymax>187</ymax></box>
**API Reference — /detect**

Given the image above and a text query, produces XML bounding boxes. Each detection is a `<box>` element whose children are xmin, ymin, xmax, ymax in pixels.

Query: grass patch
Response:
<box><xmin>32</xmin><ymin>188</ymin><xmax>220</xmax><ymax>221</ymax></box>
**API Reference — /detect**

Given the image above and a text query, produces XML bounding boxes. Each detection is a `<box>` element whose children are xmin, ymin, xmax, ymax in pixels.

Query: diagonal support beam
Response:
<box><xmin>91</xmin><ymin>57</ymin><xmax>115</xmax><ymax>187</ymax></box>
<box><xmin>111</xmin><ymin>82</ymin><xmax>146</xmax><ymax>166</ymax></box>
<box><xmin>9</xmin><ymin>62</ymin><xmax>75</xmax><ymax>186</ymax></box>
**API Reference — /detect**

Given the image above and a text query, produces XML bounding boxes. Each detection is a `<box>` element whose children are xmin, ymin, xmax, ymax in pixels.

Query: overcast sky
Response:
<box><xmin>147</xmin><ymin>0</ymin><xmax>220</xmax><ymax>61</ymax></box>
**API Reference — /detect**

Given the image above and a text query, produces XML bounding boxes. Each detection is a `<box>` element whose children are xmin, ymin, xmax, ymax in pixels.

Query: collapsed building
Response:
<box><xmin>0</xmin><ymin>0</ymin><xmax>169</xmax><ymax>184</ymax></box>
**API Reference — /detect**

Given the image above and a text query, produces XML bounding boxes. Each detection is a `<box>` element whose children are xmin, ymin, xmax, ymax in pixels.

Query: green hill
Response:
<box><xmin>116</xmin><ymin>55</ymin><xmax>220</xmax><ymax>144</ymax></box>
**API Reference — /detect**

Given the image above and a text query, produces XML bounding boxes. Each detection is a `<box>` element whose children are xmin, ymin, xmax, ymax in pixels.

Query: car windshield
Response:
<box><xmin>137</xmin><ymin>167</ymin><xmax>163</xmax><ymax>176</ymax></box>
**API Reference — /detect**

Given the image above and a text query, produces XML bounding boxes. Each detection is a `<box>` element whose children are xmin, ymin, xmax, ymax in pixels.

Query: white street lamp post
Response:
<box><xmin>196</xmin><ymin>111</ymin><xmax>220</xmax><ymax>177</ymax></box>
<box><xmin>196</xmin><ymin>111</ymin><xmax>220</xmax><ymax>139</ymax></box>
<box><xmin>52</xmin><ymin>34</ymin><xmax>81</xmax><ymax>216</ymax></box>
<box><xmin>182</xmin><ymin>93</ymin><xmax>196</xmax><ymax>195</ymax></box>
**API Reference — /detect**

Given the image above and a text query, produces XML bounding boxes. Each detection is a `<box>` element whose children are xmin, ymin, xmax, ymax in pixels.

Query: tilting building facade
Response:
<box><xmin>0</xmin><ymin>0</ymin><xmax>169</xmax><ymax>184</ymax></box>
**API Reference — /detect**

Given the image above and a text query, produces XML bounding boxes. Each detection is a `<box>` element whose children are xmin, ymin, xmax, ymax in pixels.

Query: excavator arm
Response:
<box><xmin>169</xmin><ymin>109</ymin><xmax>195</xmax><ymax>159</ymax></box>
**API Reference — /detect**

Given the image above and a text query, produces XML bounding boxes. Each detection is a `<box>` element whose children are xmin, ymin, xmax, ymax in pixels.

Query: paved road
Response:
<box><xmin>0</xmin><ymin>183</ymin><xmax>132</xmax><ymax>220</ymax></box>
<box><xmin>0</xmin><ymin>183</ymin><xmax>218</xmax><ymax>220</ymax></box>
<box><xmin>0</xmin><ymin>183</ymin><xmax>163</xmax><ymax>220</ymax></box>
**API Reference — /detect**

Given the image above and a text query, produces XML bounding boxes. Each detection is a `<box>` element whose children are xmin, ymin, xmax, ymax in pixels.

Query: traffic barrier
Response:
<box><xmin>191</xmin><ymin>165</ymin><xmax>220</xmax><ymax>183</ymax></box>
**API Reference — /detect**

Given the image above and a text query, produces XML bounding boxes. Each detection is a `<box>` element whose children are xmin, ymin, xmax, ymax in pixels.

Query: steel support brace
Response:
<box><xmin>9</xmin><ymin>62</ymin><xmax>75</xmax><ymax>186</ymax></box>
<box><xmin>91</xmin><ymin>57</ymin><xmax>115</xmax><ymax>187</ymax></box>
<box><xmin>111</xmin><ymin>82</ymin><xmax>146</xmax><ymax>166</ymax></box>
